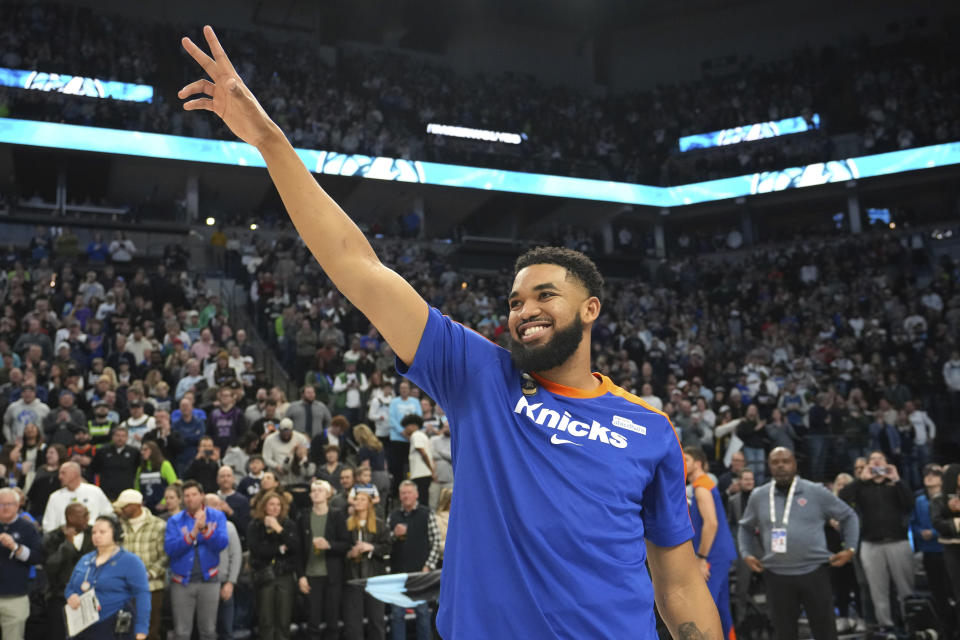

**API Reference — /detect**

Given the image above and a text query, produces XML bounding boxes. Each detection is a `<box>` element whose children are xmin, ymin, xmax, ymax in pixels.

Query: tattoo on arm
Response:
<box><xmin>678</xmin><ymin>622</ymin><xmax>705</xmax><ymax>640</ymax></box>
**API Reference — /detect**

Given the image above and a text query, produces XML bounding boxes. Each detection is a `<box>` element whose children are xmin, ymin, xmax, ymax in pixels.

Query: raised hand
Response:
<box><xmin>179</xmin><ymin>26</ymin><xmax>279</xmax><ymax>148</ymax></box>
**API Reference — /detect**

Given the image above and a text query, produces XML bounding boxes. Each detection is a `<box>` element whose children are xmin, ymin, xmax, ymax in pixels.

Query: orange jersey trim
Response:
<box><xmin>692</xmin><ymin>474</ymin><xmax>716</xmax><ymax>491</ymax></box>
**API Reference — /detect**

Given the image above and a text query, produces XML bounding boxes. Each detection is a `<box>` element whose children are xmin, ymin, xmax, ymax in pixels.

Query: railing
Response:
<box><xmin>210</xmin><ymin>276</ymin><xmax>297</xmax><ymax>400</ymax></box>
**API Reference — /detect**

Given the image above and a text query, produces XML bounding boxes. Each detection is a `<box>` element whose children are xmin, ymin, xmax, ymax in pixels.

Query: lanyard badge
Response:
<box><xmin>769</xmin><ymin>477</ymin><xmax>797</xmax><ymax>554</ymax></box>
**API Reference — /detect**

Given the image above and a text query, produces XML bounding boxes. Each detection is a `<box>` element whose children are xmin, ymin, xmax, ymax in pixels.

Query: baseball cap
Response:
<box><xmin>242</xmin><ymin>356</ymin><xmax>254</xmax><ymax>364</ymax></box>
<box><xmin>112</xmin><ymin>489</ymin><xmax>143</xmax><ymax>509</ymax></box>
<box><xmin>279</xmin><ymin>418</ymin><xmax>294</xmax><ymax>431</ymax></box>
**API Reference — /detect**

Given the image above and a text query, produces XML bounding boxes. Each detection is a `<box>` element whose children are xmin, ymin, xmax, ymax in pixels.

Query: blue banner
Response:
<box><xmin>0</xmin><ymin>117</ymin><xmax>957</xmax><ymax>208</ymax></box>
<box><xmin>0</xmin><ymin>67</ymin><xmax>153</xmax><ymax>103</ymax></box>
<box><xmin>678</xmin><ymin>114</ymin><xmax>820</xmax><ymax>152</ymax></box>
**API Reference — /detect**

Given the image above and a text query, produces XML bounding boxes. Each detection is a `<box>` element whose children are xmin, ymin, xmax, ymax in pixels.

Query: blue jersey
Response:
<box><xmin>689</xmin><ymin>475</ymin><xmax>737</xmax><ymax>566</ymax></box>
<box><xmin>399</xmin><ymin>309</ymin><xmax>692</xmax><ymax>639</ymax></box>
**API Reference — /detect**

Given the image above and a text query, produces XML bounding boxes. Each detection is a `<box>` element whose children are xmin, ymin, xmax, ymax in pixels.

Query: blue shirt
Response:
<box><xmin>65</xmin><ymin>549</ymin><xmax>151</xmax><ymax>635</ymax></box>
<box><xmin>398</xmin><ymin>309</ymin><xmax>692</xmax><ymax>639</ymax></box>
<box><xmin>910</xmin><ymin>493</ymin><xmax>943</xmax><ymax>553</ymax></box>
<box><xmin>388</xmin><ymin>395</ymin><xmax>422</xmax><ymax>442</ymax></box>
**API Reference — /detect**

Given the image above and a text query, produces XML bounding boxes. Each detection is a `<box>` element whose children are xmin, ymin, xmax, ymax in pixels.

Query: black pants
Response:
<box><xmin>830</xmin><ymin>560</ymin><xmax>858</xmax><ymax>618</ymax></box>
<box><xmin>412</xmin><ymin>476</ymin><xmax>431</xmax><ymax>508</ymax></box>
<box><xmin>764</xmin><ymin>565</ymin><xmax>837</xmax><ymax>640</ymax></box>
<box><xmin>923</xmin><ymin>551</ymin><xmax>956</xmax><ymax>633</ymax></box>
<box><xmin>305</xmin><ymin>575</ymin><xmax>342</xmax><ymax>640</ymax></box>
<box><xmin>342</xmin><ymin>583</ymin><xmax>385</xmax><ymax>640</ymax></box>
<box><xmin>74</xmin><ymin>613</ymin><xmax>132</xmax><ymax>639</ymax></box>
<box><xmin>257</xmin><ymin>574</ymin><xmax>295</xmax><ymax>640</ymax></box>
<box><xmin>944</xmin><ymin>547</ymin><xmax>960</xmax><ymax>615</ymax></box>
<box><xmin>388</xmin><ymin>441</ymin><xmax>409</xmax><ymax>497</ymax></box>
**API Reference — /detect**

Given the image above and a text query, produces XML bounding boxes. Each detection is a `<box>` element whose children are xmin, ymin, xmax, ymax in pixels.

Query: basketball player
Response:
<box><xmin>179</xmin><ymin>26</ymin><xmax>722</xmax><ymax>639</ymax></box>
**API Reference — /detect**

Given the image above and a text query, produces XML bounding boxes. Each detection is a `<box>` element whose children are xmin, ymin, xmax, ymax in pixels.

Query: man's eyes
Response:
<box><xmin>509</xmin><ymin>292</ymin><xmax>556</xmax><ymax>309</ymax></box>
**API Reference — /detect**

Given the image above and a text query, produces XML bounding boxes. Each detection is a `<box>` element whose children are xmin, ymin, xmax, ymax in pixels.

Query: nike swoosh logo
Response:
<box><xmin>550</xmin><ymin>434</ymin><xmax>582</xmax><ymax>446</ymax></box>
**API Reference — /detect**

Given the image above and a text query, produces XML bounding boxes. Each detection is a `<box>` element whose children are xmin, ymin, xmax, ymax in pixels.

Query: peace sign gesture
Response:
<box><xmin>179</xmin><ymin>26</ymin><xmax>279</xmax><ymax>148</ymax></box>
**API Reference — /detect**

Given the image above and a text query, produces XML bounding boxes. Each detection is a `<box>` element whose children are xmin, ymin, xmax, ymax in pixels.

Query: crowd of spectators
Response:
<box><xmin>1</xmin><ymin>2</ymin><xmax>958</xmax><ymax>187</ymax></box>
<box><xmin>0</xmin><ymin>210</ymin><xmax>957</xmax><ymax>637</ymax></box>
<box><xmin>0</xmin><ymin>223</ymin><xmax>459</xmax><ymax>640</ymax></box>
<box><xmin>233</xmin><ymin>218</ymin><xmax>960</xmax><ymax>635</ymax></box>
<box><xmin>241</xmin><ymin>221</ymin><xmax>958</xmax><ymax>482</ymax></box>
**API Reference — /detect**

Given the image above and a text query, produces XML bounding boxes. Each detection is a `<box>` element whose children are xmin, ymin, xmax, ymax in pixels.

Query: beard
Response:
<box><xmin>509</xmin><ymin>314</ymin><xmax>584</xmax><ymax>373</ymax></box>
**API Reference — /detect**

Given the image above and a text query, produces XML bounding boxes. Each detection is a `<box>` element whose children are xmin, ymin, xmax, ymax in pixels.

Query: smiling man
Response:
<box><xmin>178</xmin><ymin>26</ymin><xmax>722</xmax><ymax>639</ymax></box>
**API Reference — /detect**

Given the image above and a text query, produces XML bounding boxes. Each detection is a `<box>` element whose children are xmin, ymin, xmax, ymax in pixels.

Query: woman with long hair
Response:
<box><xmin>352</xmin><ymin>423</ymin><xmax>389</xmax><ymax>497</ymax></box>
<box><xmin>65</xmin><ymin>515</ymin><xmax>152</xmax><ymax>639</ymax></box>
<box><xmin>270</xmin><ymin>387</ymin><xmax>290</xmax><ymax>418</ymax></box>
<box><xmin>342</xmin><ymin>492</ymin><xmax>389</xmax><ymax>640</ymax></box>
<box><xmin>135</xmin><ymin>441</ymin><xmax>179</xmax><ymax>513</ymax></box>
<box><xmin>297</xmin><ymin>480</ymin><xmax>350</xmax><ymax>640</ymax></box>
<box><xmin>27</xmin><ymin>443</ymin><xmax>67</xmax><ymax>519</ymax></box>
<box><xmin>100</xmin><ymin>366</ymin><xmax>119</xmax><ymax>391</ymax></box>
<box><xmin>248</xmin><ymin>491</ymin><xmax>301</xmax><ymax>640</ymax></box>
<box><xmin>19</xmin><ymin>422</ymin><xmax>45</xmax><ymax>493</ymax></box>
<box><xmin>159</xmin><ymin>483</ymin><xmax>183</xmax><ymax>521</ymax></box>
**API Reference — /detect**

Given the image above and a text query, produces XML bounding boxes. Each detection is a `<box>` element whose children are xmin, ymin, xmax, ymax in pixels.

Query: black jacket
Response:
<box><xmin>43</xmin><ymin>525</ymin><xmax>95</xmax><ymax>599</ymax></box>
<box><xmin>840</xmin><ymin>477</ymin><xmax>913</xmax><ymax>542</ymax></box>
<box><xmin>91</xmin><ymin>444</ymin><xmax>140</xmax><ymax>500</ymax></box>
<box><xmin>344</xmin><ymin>516</ymin><xmax>391</xmax><ymax>581</ymax></box>
<box><xmin>296</xmin><ymin>507</ymin><xmax>351</xmax><ymax>582</ymax></box>
<box><xmin>142</xmin><ymin>428</ymin><xmax>185</xmax><ymax>463</ymax></box>
<box><xmin>931</xmin><ymin>464</ymin><xmax>960</xmax><ymax>542</ymax></box>
<box><xmin>247</xmin><ymin>517</ymin><xmax>301</xmax><ymax>576</ymax></box>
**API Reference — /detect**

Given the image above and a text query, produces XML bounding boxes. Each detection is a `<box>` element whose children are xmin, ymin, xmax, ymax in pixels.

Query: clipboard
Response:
<box><xmin>65</xmin><ymin>589</ymin><xmax>100</xmax><ymax>636</ymax></box>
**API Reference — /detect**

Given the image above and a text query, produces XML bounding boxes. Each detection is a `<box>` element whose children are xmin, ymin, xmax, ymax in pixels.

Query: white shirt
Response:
<box><xmin>72</xmin><ymin>531</ymin><xmax>86</xmax><ymax>551</ymax></box>
<box><xmin>42</xmin><ymin>483</ymin><xmax>114</xmax><ymax>532</ymax></box>
<box><xmin>122</xmin><ymin>414</ymin><xmax>156</xmax><ymax>445</ymax></box>
<box><xmin>908</xmin><ymin>410</ymin><xmax>936</xmax><ymax>446</ymax></box>
<box><xmin>408</xmin><ymin>430</ymin><xmax>433</xmax><ymax>480</ymax></box>
<box><xmin>262</xmin><ymin>430</ymin><xmax>309</xmax><ymax>471</ymax></box>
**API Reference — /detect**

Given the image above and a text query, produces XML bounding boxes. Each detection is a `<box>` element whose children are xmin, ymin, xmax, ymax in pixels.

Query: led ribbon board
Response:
<box><xmin>678</xmin><ymin>114</ymin><xmax>821</xmax><ymax>152</ymax></box>
<box><xmin>426</xmin><ymin>123</ymin><xmax>525</xmax><ymax>145</ymax></box>
<box><xmin>0</xmin><ymin>67</ymin><xmax>154</xmax><ymax>103</ymax></box>
<box><xmin>0</xmin><ymin>117</ymin><xmax>957</xmax><ymax>208</ymax></box>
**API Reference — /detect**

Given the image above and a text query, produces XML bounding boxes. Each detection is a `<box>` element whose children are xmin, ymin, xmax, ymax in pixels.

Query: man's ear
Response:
<box><xmin>581</xmin><ymin>297</ymin><xmax>601</xmax><ymax>324</ymax></box>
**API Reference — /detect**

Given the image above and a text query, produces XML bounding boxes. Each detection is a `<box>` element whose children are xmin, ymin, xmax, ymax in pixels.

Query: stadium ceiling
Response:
<box><xmin>251</xmin><ymin>0</ymin><xmax>761</xmax><ymax>46</ymax></box>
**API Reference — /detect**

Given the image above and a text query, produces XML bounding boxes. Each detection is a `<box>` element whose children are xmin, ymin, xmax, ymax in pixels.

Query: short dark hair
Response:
<box><xmin>401</xmin><ymin>414</ymin><xmax>424</xmax><ymax>429</ymax></box>
<box><xmin>182</xmin><ymin>480</ymin><xmax>204</xmax><ymax>495</ymax></box>
<box><xmin>683</xmin><ymin>446</ymin><xmax>708</xmax><ymax>467</ymax></box>
<box><xmin>514</xmin><ymin>246</ymin><xmax>604</xmax><ymax>304</ymax></box>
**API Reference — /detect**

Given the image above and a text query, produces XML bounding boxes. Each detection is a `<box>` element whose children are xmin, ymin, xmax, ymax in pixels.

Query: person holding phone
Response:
<box><xmin>839</xmin><ymin>450</ymin><xmax>914</xmax><ymax>634</ymax></box>
<box><xmin>65</xmin><ymin>515</ymin><xmax>151</xmax><ymax>640</ymax></box>
<box><xmin>184</xmin><ymin>436</ymin><xmax>221</xmax><ymax>493</ymax></box>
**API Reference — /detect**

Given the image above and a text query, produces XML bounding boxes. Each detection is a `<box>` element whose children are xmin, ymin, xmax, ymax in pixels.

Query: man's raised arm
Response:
<box><xmin>179</xmin><ymin>26</ymin><xmax>428</xmax><ymax>365</ymax></box>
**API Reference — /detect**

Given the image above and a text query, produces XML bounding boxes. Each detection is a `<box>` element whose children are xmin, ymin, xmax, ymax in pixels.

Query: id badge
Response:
<box><xmin>771</xmin><ymin>528</ymin><xmax>787</xmax><ymax>553</ymax></box>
